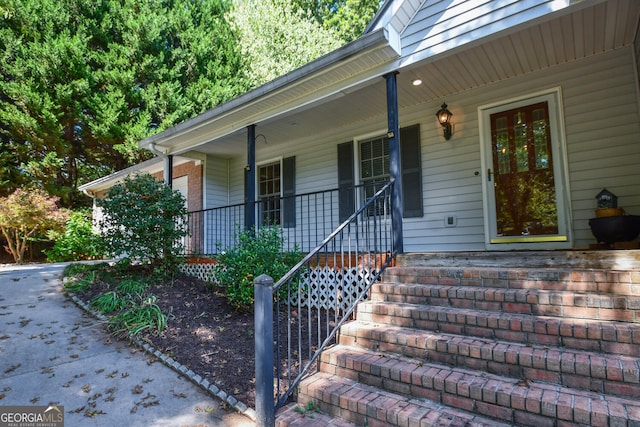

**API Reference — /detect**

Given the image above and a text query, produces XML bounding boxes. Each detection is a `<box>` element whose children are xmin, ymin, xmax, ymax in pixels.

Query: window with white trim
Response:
<box><xmin>258</xmin><ymin>161</ymin><xmax>281</xmax><ymax>225</ymax></box>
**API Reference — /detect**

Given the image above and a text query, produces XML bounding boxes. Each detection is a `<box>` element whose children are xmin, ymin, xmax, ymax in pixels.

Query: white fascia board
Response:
<box><xmin>78</xmin><ymin>157</ymin><xmax>163</xmax><ymax>196</ymax></box>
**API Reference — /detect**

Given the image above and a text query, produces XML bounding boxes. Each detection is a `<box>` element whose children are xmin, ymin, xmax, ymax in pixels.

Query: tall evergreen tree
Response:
<box><xmin>0</xmin><ymin>0</ymin><xmax>249</xmax><ymax>206</ymax></box>
<box><xmin>230</xmin><ymin>0</ymin><xmax>344</xmax><ymax>87</ymax></box>
<box><xmin>292</xmin><ymin>0</ymin><xmax>383</xmax><ymax>42</ymax></box>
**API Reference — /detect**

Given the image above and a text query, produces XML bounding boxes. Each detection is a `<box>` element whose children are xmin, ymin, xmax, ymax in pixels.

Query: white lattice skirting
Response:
<box><xmin>179</xmin><ymin>263</ymin><xmax>374</xmax><ymax>312</ymax></box>
<box><xmin>179</xmin><ymin>262</ymin><xmax>216</xmax><ymax>283</ymax></box>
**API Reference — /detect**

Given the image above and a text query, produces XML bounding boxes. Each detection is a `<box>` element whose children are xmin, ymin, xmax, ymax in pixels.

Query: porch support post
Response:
<box><xmin>245</xmin><ymin>124</ymin><xmax>256</xmax><ymax>230</ymax></box>
<box><xmin>164</xmin><ymin>154</ymin><xmax>173</xmax><ymax>188</ymax></box>
<box><xmin>254</xmin><ymin>274</ymin><xmax>275</xmax><ymax>427</ymax></box>
<box><xmin>385</xmin><ymin>71</ymin><xmax>404</xmax><ymax>253</ymax></box>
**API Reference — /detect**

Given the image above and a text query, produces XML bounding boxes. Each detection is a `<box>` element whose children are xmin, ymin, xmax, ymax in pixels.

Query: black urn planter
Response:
<box><xmin>588</xmin><ymin>215</ymin><xmax>640</xmax><ymax>244</ymax></box>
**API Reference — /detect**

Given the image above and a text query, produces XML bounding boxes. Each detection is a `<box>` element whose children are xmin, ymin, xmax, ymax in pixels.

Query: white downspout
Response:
<box><xmin>148</xmin><ymin>143</ymin><xmax>172</xmax><ymax>185</ymax></box>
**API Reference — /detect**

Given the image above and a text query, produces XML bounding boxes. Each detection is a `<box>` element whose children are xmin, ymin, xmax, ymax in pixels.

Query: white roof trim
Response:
<box><xmin>78</xmin><ymin>156</ymin><xmax>196</xmax><ymax>195</ymax></box>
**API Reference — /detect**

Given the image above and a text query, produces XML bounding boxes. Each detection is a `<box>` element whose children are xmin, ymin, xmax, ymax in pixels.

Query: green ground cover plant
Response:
<box><xmin>63</xmin><ymin>262</ymin><xmax>166</xmax><ymax>338</ymax></box>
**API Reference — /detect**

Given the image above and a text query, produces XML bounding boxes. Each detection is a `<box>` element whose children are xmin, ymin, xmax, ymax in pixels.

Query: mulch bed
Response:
<box><xmin>70</xmin><ymin>266</ymin><xmax>331</xmax><ymax>410</ymax></box>
<box><xmin>72</xmin><ymin>270</ymin><xmax>258</xmax><ymax>408</ymax></box>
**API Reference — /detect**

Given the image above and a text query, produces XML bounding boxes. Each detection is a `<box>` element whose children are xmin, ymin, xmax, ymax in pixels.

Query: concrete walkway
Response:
<box><xmin>0</xmin><ymin>263</ymin><xmax>255</xmax><ymax>427</ymax></box>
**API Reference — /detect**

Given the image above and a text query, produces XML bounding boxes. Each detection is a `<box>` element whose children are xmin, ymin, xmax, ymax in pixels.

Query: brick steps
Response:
<box><xmin>339</xmin><ymin>320</ymin><xmax>640</xmax><ymax>399</ymax></box>
<box><xmin>383</xmin><ymin>268</ymin><xmax>640</xmax><ymax>296</ymax></box>
<box><xmin>297</xmin><ymin>372</ymin><xmax>512</xmax><ymax>427</ymax></box>
<box><xmin>374</xmin><ymin>281</ymin><xmax>640</xmax><ymax>316</ymax></box>
<box><xmin>357</xmin><ymin>301</ymin><xmax>640</xmax><ymax>357</ymax></box>
<box><xmin>312</xmin><ymin>346</ymin><xmax>640</xmax><ymax>427</ymax></box>
<box><xmin>291</xmin><ymin>252</ymin><xmax>640</xmax><ymax>427</ymax></box>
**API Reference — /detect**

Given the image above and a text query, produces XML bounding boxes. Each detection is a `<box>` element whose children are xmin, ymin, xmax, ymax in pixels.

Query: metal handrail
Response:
<box><xmin>254</xmin><ymin>180</ymin><xmax>397</xmax><ymax>419</ymax></box>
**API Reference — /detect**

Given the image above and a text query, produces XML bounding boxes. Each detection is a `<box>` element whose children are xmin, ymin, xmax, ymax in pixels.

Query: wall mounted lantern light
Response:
<box><xmin>435</xmin><ymin>102</ymin><xmax>453</xmax><ymax>140</ymax></box>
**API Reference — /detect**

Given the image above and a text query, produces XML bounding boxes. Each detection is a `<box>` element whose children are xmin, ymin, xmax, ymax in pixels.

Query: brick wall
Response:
<box><xmin>151</xmin><ymin>160</ymin><xmax>203</xmax><ymax>212</ymax></box>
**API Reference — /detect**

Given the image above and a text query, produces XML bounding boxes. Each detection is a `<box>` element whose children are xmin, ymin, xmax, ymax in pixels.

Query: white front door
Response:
<box><xmin>480</xmin><ymin>89</ymin><xmax>572</xmax><ymax>250</ymax></box>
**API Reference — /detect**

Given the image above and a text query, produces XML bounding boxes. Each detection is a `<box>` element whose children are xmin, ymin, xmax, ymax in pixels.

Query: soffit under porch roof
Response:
<box><xmin>145</xmin><ymin>0</ymin><xmax>639</xmax><ymax>159</ymax></box>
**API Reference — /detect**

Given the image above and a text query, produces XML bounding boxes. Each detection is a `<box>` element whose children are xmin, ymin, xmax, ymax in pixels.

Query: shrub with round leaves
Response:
<box><xmin>97</xmin><ymin>173</ymin><xmax>188</xmax><ymax>273</ymax></box>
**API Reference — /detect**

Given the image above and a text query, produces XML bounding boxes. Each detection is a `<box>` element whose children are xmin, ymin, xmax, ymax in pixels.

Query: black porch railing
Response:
<box><xmin>181</xmin><ymin>183</ymin><xmax>391</xmax><ymax>256</ymax></box>
<box><xmin>253</xmin><ymin>181</ymin><xmax>397</xmax><ymax>425</ymax></box>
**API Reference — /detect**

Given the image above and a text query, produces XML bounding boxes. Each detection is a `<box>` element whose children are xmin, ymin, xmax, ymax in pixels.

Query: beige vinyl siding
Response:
<box><xmin>227</xmin><ymin>156</ymin><xmax>245</xmax><ymax>205</ymax></box>
<box><xmin>561</xmin><ymin>48</ymin><xmax>640</xmax><ymax>245</ymax></box>
<box><xmin>398</xmin><ymin>99</ymin><xmax>486</xmax><ymax>252</ymax></box>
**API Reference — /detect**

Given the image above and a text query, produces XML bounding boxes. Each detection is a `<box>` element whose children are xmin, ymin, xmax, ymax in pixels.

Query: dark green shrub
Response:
<box><xmin>46</xmin><ymin>210</ymin><xmax>106</xmax><ymax>262</ymax></box>
<box><xmin>214</xmin><ymin>226</ymin><xmax>302</xmax><ymax>311</ymax></box>
<box><xmin>97</xmin><ymin>173</ymin><xmax>188</xmax><ymax>275</ymax></box>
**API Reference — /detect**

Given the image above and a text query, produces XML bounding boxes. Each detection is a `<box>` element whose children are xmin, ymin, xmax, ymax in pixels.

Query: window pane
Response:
<box><xmin>513</xmin><ymin>112</ymin><xmax>529</xmax><ymax>172</ymax></box>
<box><xmin>494</xmin><ymin>117</ymin><xmax>510</xmax><ymax>174</ymax></box>
<box><xmin>533</xmin><ymin>108</ymin><xmax>549</xmax><ymax>169</ymax></box>
<box><xmin>490</xmin><ymin>101</ymin><xmax>558</xmax><ymax>236</ymax></box>
<box><xmin>360</xmin><ymin>135</ymin><xmax>390</xmax><ymax>182</ymax></box>
<box><xmin>258</xmin><ymin>162</ymin><xmax>281</xmax><ymax>225</ymax></box>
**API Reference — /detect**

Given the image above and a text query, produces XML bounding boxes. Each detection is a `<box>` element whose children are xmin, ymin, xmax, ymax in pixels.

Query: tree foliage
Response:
<box><xmin>0</xmin><ymin>0</ymin><xmax>249</xmax><ymax>206</ymax></box>
<box><xmin>97</xmin><ymin>173</ymin><xmax>188</xmax><ymax>273</ymax></box>
<box><xmin>230</xmin><ymin>0</ymin><xmax>344</xmax><ymax>87</ymax></box>
<box><xmin>0</xmin><ymin>0</ymin><xmax>383</xmax><ymax>207</ymax></box>
<box><xmin>0</xmin><ymin>188</ymin><xmax>69</xmax><ymax>263</ymax></box>
<box><xmin>45</xmin><ymin>210</ymin><xmax>105</xmax><ymax>262</ymax></box>
<box><xmin>293</xmin><ymin>0</ymin><xmax>383</xmax><ymax>42</ymax></box>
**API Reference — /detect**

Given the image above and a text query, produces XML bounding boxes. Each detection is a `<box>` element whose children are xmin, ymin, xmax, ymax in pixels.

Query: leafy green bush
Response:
<box><xmin>214</xmin><ymin>226</ymin><xmax>302</xmax><ymax>311</ymax></box>
<box><xmin>46</xmin><ymin>210</ymin><xmax>105</xmax><ymax>262</ymax></box>
<box><xmin>97</xmin><ymin>173</ymin><xmax>188</xmax><ymax>275</ymax></box>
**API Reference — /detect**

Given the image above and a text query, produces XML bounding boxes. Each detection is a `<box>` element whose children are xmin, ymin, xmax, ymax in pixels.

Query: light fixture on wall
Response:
<box><xmin>435</xmin><ymin>102</ymin><xmax>453</xmax><ymax>140</ymax></box>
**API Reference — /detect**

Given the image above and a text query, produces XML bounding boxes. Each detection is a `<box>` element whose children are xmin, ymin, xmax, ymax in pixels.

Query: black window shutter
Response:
<box><xmin>282</xmin><ymin>156</ymin><xmax>295</xmax><ymax>228</ymax></box>
<box><xmin>400</xmin><ymin>125</ymin><xmax>423</xmax><ymax>218</ymax></box>
<box><xmin>337</xmin><ymin>141</ymin><xmax>355</xmax><ymax>222</ymax></box>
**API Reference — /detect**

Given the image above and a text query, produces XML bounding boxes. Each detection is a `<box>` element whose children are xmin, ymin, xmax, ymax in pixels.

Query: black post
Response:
<box><xmin>246</xmin><ymin>125</ymin><xmax>256</xmax><ymax>230</ymax></box>
<box><xmin>254</xmin><ymin>274</ymin><xmax>275</xmax><ymax>427</ymax></box>
<box><xmin>385</xmin><ymin>72</ymin><xmax>403</xmax><ymax>253</ymax></box>
<box><xmin>165</xmin><ymin>155</ymin><xmax>173</xmax><ymax>188</ymax></box>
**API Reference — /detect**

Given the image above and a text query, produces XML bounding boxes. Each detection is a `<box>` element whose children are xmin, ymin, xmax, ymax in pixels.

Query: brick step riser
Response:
<box><xmin>297</xmin><ymin>373</ymin><xmax>513</xmax><ymax>427</ymax></box>
<box><xmin>369</xmin><ymin>283</ymin><xmax>640</xmax><ymax>322</ymax></box>
<box><xmin>317</xmin><ymin>348</ymin><xmax>640</xmax><ymax>427</ymax></box>
<box><xmin>337</xmin><ymin>323</ymin><xmax>640</xmax><ymax>399</ymax></box>
<box><xmin>382</xmin><ymin>268</ymin><xmax>640</xmax><ymax>295</ymax></box>
<box><xmin>356</xmin><ymin>302</ymin><xmax>640</xmax><ymax>357</ymax></box>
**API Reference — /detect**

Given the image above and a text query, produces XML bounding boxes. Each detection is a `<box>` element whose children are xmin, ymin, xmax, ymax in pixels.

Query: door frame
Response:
<box><xmin>479</xmin><ymin>87</ymin><xmax>573</xmax><ymax>250</ymax></box>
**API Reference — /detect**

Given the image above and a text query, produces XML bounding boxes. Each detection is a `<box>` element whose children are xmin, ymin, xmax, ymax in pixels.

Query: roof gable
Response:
<box><xmin>403</xmin><ymin>0</ymin><xmax>571</xmax><ymax>62</ymax></box>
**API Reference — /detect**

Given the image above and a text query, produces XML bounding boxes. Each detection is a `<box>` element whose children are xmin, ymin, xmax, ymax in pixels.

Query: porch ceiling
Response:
<box><xmin>172</xmin><ymin>0</ymin><xmax>639</xmax><ymax>159</ymax></box>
